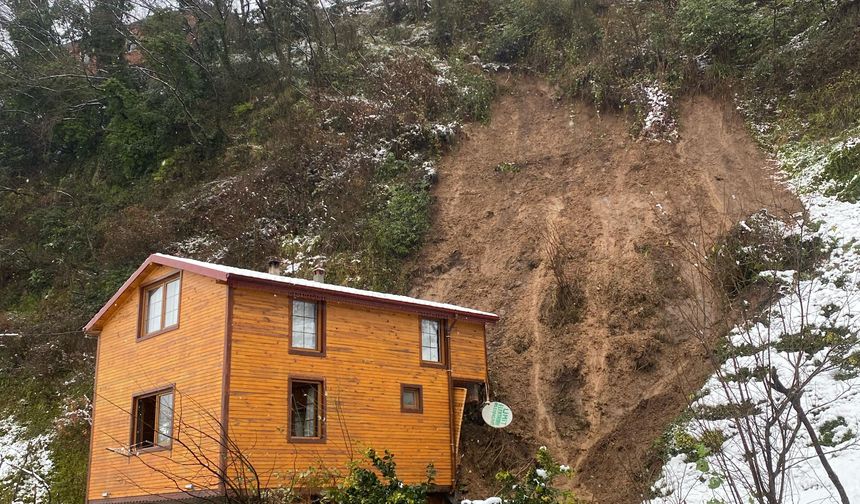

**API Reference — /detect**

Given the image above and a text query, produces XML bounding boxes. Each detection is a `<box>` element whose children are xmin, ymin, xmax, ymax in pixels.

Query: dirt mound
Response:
<box><xmin>408</xmin><ymin>74</ymin><xmax>800</xmax><ymax>503</ymax></box>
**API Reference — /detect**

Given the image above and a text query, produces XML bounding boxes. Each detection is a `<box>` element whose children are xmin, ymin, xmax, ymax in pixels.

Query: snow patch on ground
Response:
<box><xmin>779</xmin><ymin>128</ymin><xmax>860</xmax><ymax>198</ymax></box>
<box><xmin>635</xmin><ymin>81</ymin><xmax>679</xmax><ymax>142</ymax></box>
<box><xmin>0</xmin><ymin>418</ymin><xmax>53</xmax><ymax>503</ymax></box>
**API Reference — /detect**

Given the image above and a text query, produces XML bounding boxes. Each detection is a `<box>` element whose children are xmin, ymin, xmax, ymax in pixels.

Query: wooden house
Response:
<box><xmin>83</xmin><ymin>253</ymin><xmax>498</xmax><ymax>503</ymax></box>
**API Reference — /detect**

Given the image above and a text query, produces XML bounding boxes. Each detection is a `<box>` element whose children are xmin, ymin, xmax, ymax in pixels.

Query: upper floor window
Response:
<box><xmin>141</xmin><ymin>275</ymin><xmax>181</xmax><ymax>338</ymax></box>
<box><xmin>132</xmin><ymin>388</ymin><xmax>174</xmax><ymax>451</ymax></box>
<box><xmin>291</xmin><ymin>299</ymin><xmax>324</xmax><ymax>354</ymax></box>
<box><xmin>421</xmin><ymin>319</ymin><xmax>443</xmax><ymax>365</ymax></box>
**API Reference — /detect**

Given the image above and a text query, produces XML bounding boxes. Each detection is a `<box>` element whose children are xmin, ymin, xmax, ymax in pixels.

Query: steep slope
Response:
<box><xmin>409</xmin><ymin>75</ymin><xmax>800</xmax><ymax>503</ymax></box>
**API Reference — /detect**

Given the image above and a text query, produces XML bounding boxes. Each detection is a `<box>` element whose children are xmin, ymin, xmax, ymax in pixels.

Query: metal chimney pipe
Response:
<box><xmin>267</xmin><ymin>258</ymin><xmax>281</xmax><ymax>276</ymax></box>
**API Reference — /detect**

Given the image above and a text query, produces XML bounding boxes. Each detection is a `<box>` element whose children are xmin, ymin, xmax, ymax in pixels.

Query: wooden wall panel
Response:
<box><xmin>449</xmin><ymin>321</ymin><xmax>488</xmax><ymax>382</ymax></box>
<box><xmin>87</xmin><ymin>266</ymin><xmax>226</xmax><ymax>501</ymax></box>
<box><xmin>228</xmin><ymin>288</ymin><xmax>457</xmax><ymax>487</ymax></box>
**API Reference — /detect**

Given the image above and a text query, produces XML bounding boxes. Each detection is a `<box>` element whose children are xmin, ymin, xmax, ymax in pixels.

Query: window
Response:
<box><xmin>141</xmin><ymin>275</ymin><xmax>181</xmax><ymax>337</ymax></box>
<box><xmin>401</xmin><ymin>384</ymin><xmax>423</xmax><ymax>413</ymax></box>
<box><xmin>289</xmin><ymin>379</ymin><xmax>324</xmax><ymax>441</ymax></box>
<box><xmin>291</xmin><ymin>299</ymin><xmax>324</xmax><ymax>354</ymax></box>
<box><xmin>131</xmin><ymin>389</ymin><xmax>174</xmax><ymax>451</ymax></box>
<box><xmin>420</xmin><ymin>319</ymin><xmax>443</xmax><ymax>364</ymax></box>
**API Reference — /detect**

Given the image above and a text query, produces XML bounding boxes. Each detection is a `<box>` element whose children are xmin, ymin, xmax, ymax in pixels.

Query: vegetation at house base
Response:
<box><xmin>324</xmin><ymin>449</ymin><xmax>435</xmax><ymax>504</ymax></box>
<box><xmin>492</xmin><ymin>447</ymin><xmax>576</xmax><ymax>504</ymax></box>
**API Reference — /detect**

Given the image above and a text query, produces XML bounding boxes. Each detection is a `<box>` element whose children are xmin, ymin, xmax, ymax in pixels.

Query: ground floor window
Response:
<box><xmin>401</xmin><ymin>384</ymin><xmax>423</xmax><ymax>413</ymax></box>
<box><xmin>132</xmin><ymin>388</ymin><xmax>174</xmax><ymax>450</ymax></box>
<box><xmin>290</xmin><ymin>379</ymin><xmax>324</xmax><ymax>440</ymax></box>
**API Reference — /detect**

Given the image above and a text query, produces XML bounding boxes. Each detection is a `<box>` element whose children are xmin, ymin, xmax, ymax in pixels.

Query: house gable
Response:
<box><xmin>86</xmin><ymin>266</ymin><xmax>228</xmax><ymax>502</ymax></box>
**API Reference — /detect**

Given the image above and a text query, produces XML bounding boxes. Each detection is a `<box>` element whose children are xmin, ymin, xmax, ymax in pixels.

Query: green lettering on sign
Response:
<box><xmin>482</xmin><ymin>401</ymin><xmax>513</xmax><ymax>428</ymax></box>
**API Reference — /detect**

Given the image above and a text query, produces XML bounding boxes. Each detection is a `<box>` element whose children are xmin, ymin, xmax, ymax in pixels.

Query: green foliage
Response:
<box><xmin>675</xmin><ymin>0</ymin><xmax>766</xmax><ymax>64</ymax></box>
<box><xmin>480</xmin><ymin>0</ymin><xmax>539</xmax><ymax>64</ymax></box>
<box><xmin>721</xmin><ymin>365</ymin><xmax>769</xmax><ymax>383</ymax></box>
<box><xmin>495</xmin><ymin>162</ymin><xmax>522</xmax><ymax>173</ymax></box>
<box><xmin>820</xmin><ymin>141</ymin><xmax>860</xmax><ymax>202</ymax></box>
<box><xmin>818</xmin><ymin>416</ymin><xmax>856</xmax><ymax>447</ymax></box>
<box><xmin>368</xmin><ymin>182</ymin><xmax>432</xmax><ymax>261</ymax></box>
<box><xmin>100</xmin><ymin>78</ymin><xmax>176</xmax><ymax>179</ymax></box>
<box><xmin>779</xmin><ymin>127</ymin><xmax>860</xmax><ymax>202</ymax></box>
<box><xmin>449</xmin><ymin>61</ymin><xmax>497</xmax><ymax>123</ymax></box>
<box><xmin>696</xmin><ymin>401</ymin><xmax>760</xmax><ymax>422</ymax></box>
<box><xmin>323</xmin><ymin>449</ymin><xmax>434</xmax><ymax>504</ymax></box>
<box><xmin>711</xmin><ymin>210</ymin><xmax>824</xmax><ymax>298</ymax></box>
<box><xmin>835</xmin><ymin>351</ymin><xmax>860</xmax><ymax>380</ymax></box>
<box><xmin>494</xmin><ymin>447</ymin><xmax>576</xmax><ymax>503</ymax></box>
<box><xmin>774</xmin><ymin>326</ymin><xmax>857</xmax><ymax>357</ymax></box>
<box><xmin>49</xmin><ymin>410</ymin><xmax>92</xmax><ymax>504</ymax></box>
<box><xmin>653</xmin><ymin>424</ymin><xmax>726</xmax><ymax>494</ymax></box>
<box><xmin>656</xmin><ymin>419</ymin><xmax>725</xmax><ymax>463</ymax></box>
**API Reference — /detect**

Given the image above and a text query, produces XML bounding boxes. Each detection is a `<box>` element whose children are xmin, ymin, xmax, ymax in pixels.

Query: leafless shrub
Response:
<box><xmin>540</xmin><ymin>223</ymin><xmax>585</xmax><ymax>327</ymax></box>
<box><xmin>96</xmin><ymin>387</ymin><xmax>341</xmax><ymax>504</ymax></box>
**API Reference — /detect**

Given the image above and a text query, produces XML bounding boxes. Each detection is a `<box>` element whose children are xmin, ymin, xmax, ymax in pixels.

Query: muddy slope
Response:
<box><xmin>409</xmin><ymin>75</ymin><xmax>799</xmax><ymax>503</ymax></box>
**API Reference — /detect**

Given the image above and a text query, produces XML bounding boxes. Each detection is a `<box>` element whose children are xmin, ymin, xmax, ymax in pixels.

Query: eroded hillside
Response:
<box><xmin>409</xmin><ymin>75</ymin><xmax>800</xmax><ymax>503</ymax></box>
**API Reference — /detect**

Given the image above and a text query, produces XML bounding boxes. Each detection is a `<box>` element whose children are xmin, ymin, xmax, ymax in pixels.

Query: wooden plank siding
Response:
<box><xmin>449</xmin><ymin>321</ymin><xmax>488</xmax><ymax>382</ymax></box>
<box><xmin>86</xmin><ymin>263</ymin><xmax>490</xmax><ymax>501</ymax></box>
<box><xmin>86</xmin><ymin>266</ymin><xmax>226</xmax><ymax>501</ymax></box>
<box><xmin>227</xmin><ymin>287</ymin><xmax>489</xmax><ymax>487</ymax></box>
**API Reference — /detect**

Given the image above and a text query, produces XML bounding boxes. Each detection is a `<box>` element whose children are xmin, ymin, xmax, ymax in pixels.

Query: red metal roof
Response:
<box><xmin>84</xmin><ymin>253</ymin><xmax>499</xmax><ymax>333</ymax></box>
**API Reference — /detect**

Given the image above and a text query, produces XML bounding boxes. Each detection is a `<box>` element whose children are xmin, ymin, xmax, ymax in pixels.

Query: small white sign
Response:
<box><xmin>481</xmin><ymin>401</ymin><xmax>513</xmax><ymax>428</ymax></box>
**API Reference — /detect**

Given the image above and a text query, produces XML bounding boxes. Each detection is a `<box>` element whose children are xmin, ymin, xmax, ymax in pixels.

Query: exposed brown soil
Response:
<box><xmin>408</xmin><ymin>74</ymin><xmax>801</xmax><ymax>503</ymax></box>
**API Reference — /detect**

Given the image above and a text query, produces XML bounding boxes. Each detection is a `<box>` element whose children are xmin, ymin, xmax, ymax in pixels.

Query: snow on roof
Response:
<box><xmin>85</xmin><ymin>253</ymin><xmax>497</xmax><ymax>332</ymax></box>
<box><xmin>155</xmin><ymin>253</ymin><xmax>498</xmax><ymax>319</ymax></box>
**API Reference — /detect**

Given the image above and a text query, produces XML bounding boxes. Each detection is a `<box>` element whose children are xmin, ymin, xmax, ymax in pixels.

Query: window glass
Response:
<box><xmin>134</xmin><ymin>395</ymin><xmax>157</xmax><ymax>448</ymax></box>
<box><xmin>421</xmin><ymin>319</ymin><xmax>440</xmax><ymax>362</ymax></box>
<box><xmin>146</xmin><ymin>285</ymin><xmax>163</xmax><ymax>334</ymax></box>
<box><xmin>291</xmin><ymin>381</ymin><xmax>321</xmax><ymax>438</ymax></box>
<box><xmin>157</xmin><ymin>392</ymin><xmax>174</xmax><ymax>447</ymax></box>
<box><xmin>402</xmin><ymin>386</ymin><xmax>421</xmax><ymax>411</ymax></box>
<box><xmin>142</xmin><ymin>276</ymin><xmax>181</xmax><ymax>336</ymax></box>
<box><xmin>164</xmin><ymin>279</ymin><xmax>180</xmax><ymax>327</ymax></box>
<box><xmin>133</xmin><ymin>390</ymin><xmax>173</xmax><ymax>450</ymax></box>
<box><xmin>292</xmin><ymin>300</ymin><xmax>318</xmax><ymax>350</ymax></box>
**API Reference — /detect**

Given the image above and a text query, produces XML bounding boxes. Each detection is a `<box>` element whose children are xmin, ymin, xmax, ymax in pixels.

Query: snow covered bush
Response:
<box><xmin>0</xmin><ymin>419</ymin><xmax>53</xmax><ymax>504</ymax></box>
<box><xmin>711</xmin><ymin>210</ymin><xmax>824</xmax><ymax>298</ymax></box>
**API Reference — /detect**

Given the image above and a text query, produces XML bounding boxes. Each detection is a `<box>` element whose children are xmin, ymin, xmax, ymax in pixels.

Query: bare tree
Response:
<box><xmin>96</xmin><ymin>386</ymin><xmax>343</xmax><ymax>503</ymax></box>
<box><xmin>649</xmin><ymin>201</ymin><xmax>857</xmax><ymax>504</ymax></box>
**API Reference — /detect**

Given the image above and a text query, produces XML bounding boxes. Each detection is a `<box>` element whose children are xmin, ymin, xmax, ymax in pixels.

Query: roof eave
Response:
<box><xmin>83</xmin><ymin>253</ymin><xmax>229</xmax><ymax>333</ymax></box>
<box><xmin>83</xmin><ymin>254</ymin><xmax>499</xmax><ymax>333</ymax></box>
<box><xmin>226</xmin><ymin>273</ymin><xmax>499</xmax><ymax>322</ymax></box>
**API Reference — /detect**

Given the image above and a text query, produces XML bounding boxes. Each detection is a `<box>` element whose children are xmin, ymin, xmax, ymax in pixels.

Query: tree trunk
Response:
<box><xmin>771</xmin><ymin>371</ymin><xmax>850</xmax><ymax>504</ymax></box>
